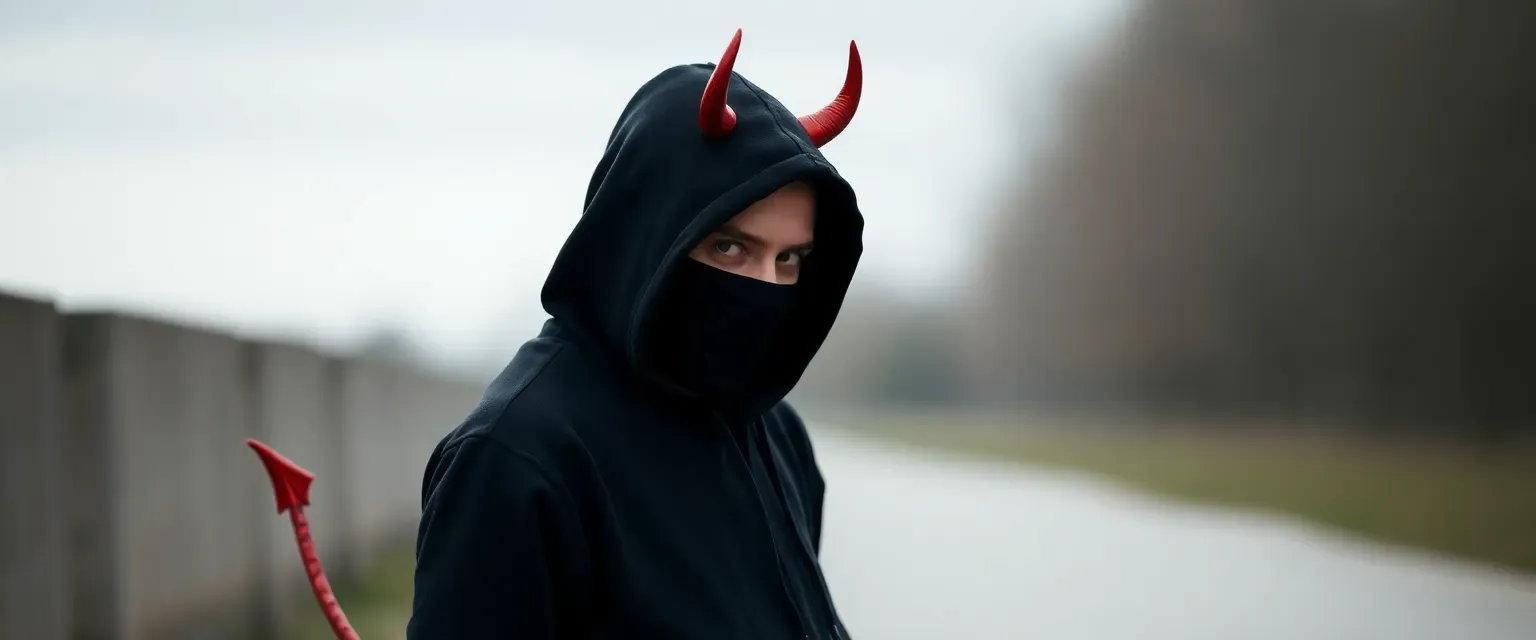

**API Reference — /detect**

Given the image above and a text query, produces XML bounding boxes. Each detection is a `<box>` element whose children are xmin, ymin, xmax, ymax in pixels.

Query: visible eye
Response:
<box><xmin>778</xmin><ymin>249</ymin><xmax>810</xmax><ymax>266</ymax></box>
<box><xmin>712</xmin><ymin>239</ymin><xmax>744</xmax><ymax>257</ymax></box>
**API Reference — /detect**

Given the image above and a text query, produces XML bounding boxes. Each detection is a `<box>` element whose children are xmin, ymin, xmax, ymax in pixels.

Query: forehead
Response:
<box><xmin>722</xmin><ymin>182</ymin><xmax>816</xmax><ymax>241</ymax></box>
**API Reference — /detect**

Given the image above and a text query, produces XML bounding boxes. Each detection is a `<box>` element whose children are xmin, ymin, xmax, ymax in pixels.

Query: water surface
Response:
<box><xmin>812</xmin><ymin>428</ymin><xmax>1536</xmax><ymax>640</ymax></box>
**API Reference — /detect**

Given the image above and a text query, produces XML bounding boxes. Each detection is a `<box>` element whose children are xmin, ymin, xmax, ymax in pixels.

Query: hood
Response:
<box><xmin>540</xmin><ymin>30</ymin><xmax>866</xmax><ymax>415</ymax></box>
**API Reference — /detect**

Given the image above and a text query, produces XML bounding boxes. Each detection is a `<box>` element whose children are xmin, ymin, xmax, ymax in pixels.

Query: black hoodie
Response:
<box><xmin>406</xmin><ymin>55</ymin><xmax>864</xmax><ymax>640</ymax></box>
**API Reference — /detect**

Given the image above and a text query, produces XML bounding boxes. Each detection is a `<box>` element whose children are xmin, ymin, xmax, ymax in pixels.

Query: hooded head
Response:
<box><xmin>540</xmin><ymin>29</ymin><xmax>865</xmax><ymax>417</ymax></box>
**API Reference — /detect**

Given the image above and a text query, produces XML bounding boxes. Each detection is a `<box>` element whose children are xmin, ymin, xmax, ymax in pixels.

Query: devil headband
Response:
<box><xmin>698</xmin><ymin>29</ymin><xmax>863</xmax><ymax>147</ymax></box>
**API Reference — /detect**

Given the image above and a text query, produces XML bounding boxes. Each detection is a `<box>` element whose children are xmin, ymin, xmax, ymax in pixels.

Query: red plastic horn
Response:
<box><xmin>698</xmin><ymin>29</ymin><xmax>743</xmax><ymax>137</ymax></box>
<box><xmin>797</xmin><ymin>41</ymin><xmax>863</xmax><ymax>147</ymax></box>
<box><xmin>697</xmin><ymin>29</ymin><xmax>863</xmax><ymax>148</ymax></box>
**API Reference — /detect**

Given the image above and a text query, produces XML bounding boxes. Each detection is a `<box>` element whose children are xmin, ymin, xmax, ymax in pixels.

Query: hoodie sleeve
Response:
<box><xmin>407</xmin><ymin>435</ymin><xmax>590</xmax><ymax>639</ymax></box>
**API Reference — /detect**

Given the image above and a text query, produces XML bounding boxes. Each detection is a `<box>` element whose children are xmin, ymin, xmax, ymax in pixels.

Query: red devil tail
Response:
<box><xmin>247</xmin><ymin>439</ymin><xmax>362</xmax><ymax>640</ymax></box>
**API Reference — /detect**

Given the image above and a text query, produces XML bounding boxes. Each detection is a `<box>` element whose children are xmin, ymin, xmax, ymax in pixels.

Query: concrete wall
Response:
<box><xmin>0</xmin><ymin>291</ymin><xmax>487</xmax><ymax>640</ymax></box>
<box><xmin>246</xmin><ymin>340</ymin><xmax>356</xmax><ymax>635</ymax></box>
<box><xmin>64</xmin><ymin>313</ymin><xmax>273</xmax><ymax>640</ymax></box>
<box><xmin>339</xmin><ymin>357</ymin><xmax>411</xmax><ymax>571</ymax></box>
<box><xmin>0</xmin><ymin>294</ymin><xmax>69</xmax><ymax>640</ymax></box>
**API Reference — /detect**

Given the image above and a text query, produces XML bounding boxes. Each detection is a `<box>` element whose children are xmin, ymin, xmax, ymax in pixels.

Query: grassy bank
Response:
<box><xmin>287</xmin><ymin>548</ymin><xmax>417</xmax><ymax>640</ymax></box>
<box><xmin>846</xmin><ymin>412</ymin><xmax>1536</xmax><ymax>575</ymax></box>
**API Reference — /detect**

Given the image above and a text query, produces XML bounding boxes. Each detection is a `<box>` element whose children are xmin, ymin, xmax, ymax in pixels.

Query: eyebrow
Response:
<box><xmin>716</xmin><ymin>224</ymin><xmax>815</xmax><ymax>252</ymax></box>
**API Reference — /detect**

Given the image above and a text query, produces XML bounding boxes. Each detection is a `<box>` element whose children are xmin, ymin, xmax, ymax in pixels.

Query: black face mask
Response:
<box><xmin>646</xmin><ymin>259</ymin><xmax>796</xmax><ymax>405</ymax></box>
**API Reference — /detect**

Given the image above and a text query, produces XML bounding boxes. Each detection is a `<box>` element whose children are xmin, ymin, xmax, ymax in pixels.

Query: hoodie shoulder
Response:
<box><xmin>437</xmin><ymin>335</ymin><xmax>607</xmax><ymax>481</ymax></box>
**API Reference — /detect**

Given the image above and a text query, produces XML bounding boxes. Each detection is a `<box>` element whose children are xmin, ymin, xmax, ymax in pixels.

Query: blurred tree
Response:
<box><xmin>866</xmin><ymin>305</ymin><xmax>968</xmax><ymax>407</ymax></box>
<box><xmin>356</xmin><ymin>324</ymin><xmax>426</xmax><ymax>365</ymax></box>
<box><xmin>972</xmin><ymin>0</ymin><xmax>1536</xmax><ymax>438</ymax></box>
<box><xmin>795</xmin><ymin>287</ymin><xmax>970</xmax><ymax>411</ymax></box>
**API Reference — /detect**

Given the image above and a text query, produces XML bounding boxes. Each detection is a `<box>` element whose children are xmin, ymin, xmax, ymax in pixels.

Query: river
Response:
<box><xmin>811</xmin><ymin>428</ymin><xmax>1536</xmax><ymax>640</ymax></box>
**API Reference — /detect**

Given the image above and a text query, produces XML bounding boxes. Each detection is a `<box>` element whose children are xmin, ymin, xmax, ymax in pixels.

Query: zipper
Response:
<box><xmin>713</xmin><ymin>410</ymin><xmax>813</xmax><ymax>640</ymax></box>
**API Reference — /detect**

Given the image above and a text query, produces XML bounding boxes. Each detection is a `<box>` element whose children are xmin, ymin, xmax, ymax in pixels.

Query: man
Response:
<box><xmin>407</xmin><ymin>29</ymin><xmax>864</xmax><ymax>639</ymax></box>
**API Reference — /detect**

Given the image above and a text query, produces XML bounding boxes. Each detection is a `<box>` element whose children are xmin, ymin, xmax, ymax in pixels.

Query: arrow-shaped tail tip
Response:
<box><xmin>247</xmin><ymin>438</ymin><xmax>316</xmax><ymax>514</ymax></box>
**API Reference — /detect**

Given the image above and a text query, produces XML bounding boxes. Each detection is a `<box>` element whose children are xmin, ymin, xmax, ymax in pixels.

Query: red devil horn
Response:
<box><xmin>798</xmin><ymin>41</ymin><xmax>863</xmax><ymax>148</ymax></box>
<box><xmin>699</xmin><ymin>29</ymin><xmax>743</xmax><ymax>137</ymax></box>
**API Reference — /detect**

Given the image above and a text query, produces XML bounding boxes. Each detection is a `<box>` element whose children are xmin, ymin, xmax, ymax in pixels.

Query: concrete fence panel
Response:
<box><xmin>0</xmin><ymin>287</ymin><xmax>492</xmax><ymax>639</ymax></box>
<box><xmin>396</xmin><ymin>368</ymin><xmax>479</xmax><ymax>495</ymax></box>
<box><xmin>63</xmin><ymin>312</ymin><xmax>265</xmax><ymax>640</ymax></box>
<box><xmin>338</xmin><ymin>356</ymin><xmax>411</xmax><ymax>571</ymax></box>
<box><xmin>244</xmin><ymin>341</ymin><xmax>353</xmax><ymax>635</ymax></box>
<box><xmin>0</xmin><ymin>293</ymin><xmax>70</xmax><ymax>640</ymax></box>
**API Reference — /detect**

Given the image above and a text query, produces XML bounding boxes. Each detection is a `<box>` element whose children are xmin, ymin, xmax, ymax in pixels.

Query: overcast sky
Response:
<box><xmin>0</xmin><ymin>0</ymin><xmax>1128</xmax><ymax>368</ymax></box>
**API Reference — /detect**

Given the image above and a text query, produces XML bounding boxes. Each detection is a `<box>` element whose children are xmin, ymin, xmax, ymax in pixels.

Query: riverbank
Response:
<box><xmin>832</xmin><ymin>411</ymin><xmax>1536</xmax><ymax>576</ymax></box>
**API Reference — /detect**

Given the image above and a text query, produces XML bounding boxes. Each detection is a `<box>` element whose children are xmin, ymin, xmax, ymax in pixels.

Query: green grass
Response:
<box><xmin>287</xmin><ymin>548</ymin><xmax>418</xmax><ymax>640</ymax></box>
<box><xmin>851</xmin><ymin>413</ymin><xmax>1536</xmax><ymax>576</ymax></box>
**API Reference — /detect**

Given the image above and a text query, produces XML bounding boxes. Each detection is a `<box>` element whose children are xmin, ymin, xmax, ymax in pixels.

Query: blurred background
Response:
<box><xmin>4</xmin><ymin>0</ymin><xmax>1536</xmax><ymax>638</ymax></box>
